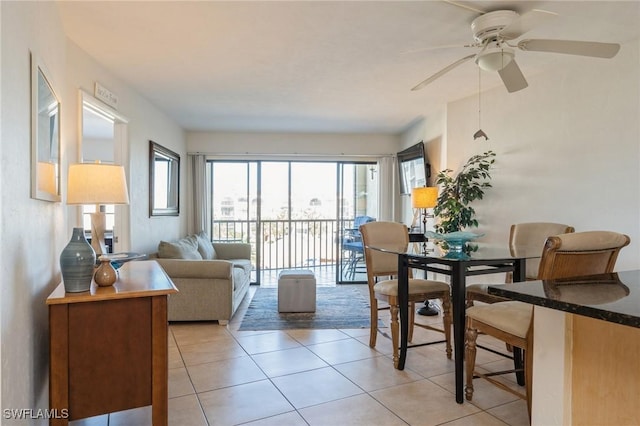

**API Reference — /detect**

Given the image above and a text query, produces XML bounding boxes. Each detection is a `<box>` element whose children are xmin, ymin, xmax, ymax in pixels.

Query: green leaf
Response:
<box><xmin>433</xmin><ymin>151</ymin><xmax>496</xmax><ymax>234</ymax></box>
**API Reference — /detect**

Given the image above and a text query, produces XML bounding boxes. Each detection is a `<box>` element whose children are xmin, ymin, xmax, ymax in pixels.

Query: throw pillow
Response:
<box><xmin>157</xmin><ymin>235</ymin><xmax>203</xmax><ymax>259</ymax></box>
<box><xmin>195</xmin><ymin>231</ymin><xmax>217</xmax><ymax>260</ymax></box>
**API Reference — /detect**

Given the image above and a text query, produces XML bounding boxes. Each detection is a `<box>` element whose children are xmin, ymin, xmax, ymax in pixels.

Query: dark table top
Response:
<box><xmin>489</xmin><ymin>270</ymin><xmax>640</xmax><ymax>329</ymax></box>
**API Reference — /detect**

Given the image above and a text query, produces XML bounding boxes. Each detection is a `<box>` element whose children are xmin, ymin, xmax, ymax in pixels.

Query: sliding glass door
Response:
<box><xmin>208</xmin><ymin>159</ymin><xmax>377</xmax><ymax>285</ymax></box>
<box><xmin>337</xmin><ymin>163</ymin><xmax>378</xmax><ymax>282</ymax></box>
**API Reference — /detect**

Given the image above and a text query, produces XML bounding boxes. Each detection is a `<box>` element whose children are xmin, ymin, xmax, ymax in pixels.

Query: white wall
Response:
<box><xmin>422</xmin><ymin>39</ymin><xmax>640</xmax><ymax>272</ymax></box>
<box><xmin>0</xmin><ymin>2</ymin><xmax>186</xmax><ymax>420</ymax></box>
<box><xmin>65</xmin><ymin>41</ymin><xmax>187</xmax><ymax>254</ymax></box>
<box><xmin>188</xmin><ymin>131</ymin><xmax>399</xmax><ymax>158</ymax></box>
<box><xmin>1</xmin><ymin>1</ymin><xmax>68</xmax><ymax>417</ymax></box>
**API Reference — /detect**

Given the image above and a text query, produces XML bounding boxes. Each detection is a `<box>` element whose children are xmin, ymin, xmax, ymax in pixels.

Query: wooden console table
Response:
<box><xmin>47</xmin><ymin>260</ymin><xmax>177</xmax><ymax>425</ymax></box>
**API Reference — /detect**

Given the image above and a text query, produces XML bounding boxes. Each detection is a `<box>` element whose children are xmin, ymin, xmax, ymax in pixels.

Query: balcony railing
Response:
<box><xmin>211</xmin><ymin>219</ymin><xmax>362</xmax><ymax>283</ymax></box>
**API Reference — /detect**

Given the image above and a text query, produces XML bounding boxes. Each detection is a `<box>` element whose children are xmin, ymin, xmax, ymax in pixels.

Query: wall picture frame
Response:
<box><xmin>149</xmin><ymin>141</ymin><xmax>180</xmax><ymax>216</ymax></box>
<box><xmin>31</xmin><ymin>52</ymin><xmax>61</xmax><ymax>202</ymax></box>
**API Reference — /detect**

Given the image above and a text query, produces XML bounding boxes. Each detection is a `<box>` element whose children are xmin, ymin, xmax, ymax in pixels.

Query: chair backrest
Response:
<box><xmin>360</xmin><ymin>221</ymin><xmax>408</xmax><ymax>283</ymax></box>
<box><xmin>509</xmin><ymin>222</ymin><xmax>575</xmax><ymax>279</ymax></box>
<box><xmin>354</xmin><ymin>215</ymin><xmax>376</xmax><ymax>228</ymax></box>
<box><xmin>537</xmin><ymin>231</ymin><xmax>630</xmax><ymax>280</ymax></box>
<box><xmin>343</xmin><ymin>216</ymin><xmax>376</xmax><ymax>244</ymax></box>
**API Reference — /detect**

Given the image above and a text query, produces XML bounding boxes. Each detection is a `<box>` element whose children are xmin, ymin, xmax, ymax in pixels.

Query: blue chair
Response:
<box><xmin>342</xmin><ymin>216</ymin><xmax>375</xmax><ymax>279</ymax></box>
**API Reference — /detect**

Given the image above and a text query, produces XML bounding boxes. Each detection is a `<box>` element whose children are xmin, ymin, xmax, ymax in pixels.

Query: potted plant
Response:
<box><xmin>433</xmin><ymin>150</ymin><xmax>496</xmax><ymax>240</ymax></box>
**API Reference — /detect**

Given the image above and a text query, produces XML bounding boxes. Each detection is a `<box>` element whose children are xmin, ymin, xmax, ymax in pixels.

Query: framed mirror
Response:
<box><xmin>150</xmin><ymin>141</ymin><xmax>180</xmax><ymax>216</ymax></box>
<box><xmin>31</xmin><ymin>52</ymin><xmax>61</xmax><ymax>202</ymax></box>
<box><xmin>79</xmin><ymin>89</ymin><xmax>130</xmax><ymax>252</ymax></box>
<box><xmin>397</xmin><ymin>141</ymin><xmax>431</xmax><ymax>195</ymax></box>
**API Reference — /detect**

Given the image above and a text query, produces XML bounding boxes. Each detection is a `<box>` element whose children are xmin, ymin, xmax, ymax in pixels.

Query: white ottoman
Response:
<box><xmin>278</xmin><ymin>269</ymin><xmax>316</xmax><ymax>312</ymax></box>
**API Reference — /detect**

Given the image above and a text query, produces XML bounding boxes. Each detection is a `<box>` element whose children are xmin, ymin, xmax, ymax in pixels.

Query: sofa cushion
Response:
<box><xmin>230</xmin><ymin>258</ymin><xmax>252</xmax><ymax>273</ymax></box>
<box><xmin>156</xmin><ymin>258</ymin><xmax>231</xmax><ymax>279</ymax></box>
<box><xmin>195</xmin><ymin>231</ymin><xmax>217</xmax><ymax>260</ymax></box>
<box><xmin>231</xmin><ymin>259</ymin><xmax>252</xmax><ymax>291</ymax></box>
<box><xmin>158</xmin><ymin>235</ymin><xmax>203</xmax><ymax>260</ymax></box>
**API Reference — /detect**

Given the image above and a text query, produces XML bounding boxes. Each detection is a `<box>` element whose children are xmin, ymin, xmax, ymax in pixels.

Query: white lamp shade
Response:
<box><xmin>411</xmin><ymin>187</ymin><xmax>438</xmax><ymax>209</ymax></box>
<box><xmin>67</xmin><ymin>163</ymin><xmax>130</xmax><ymax>205</ymax></box>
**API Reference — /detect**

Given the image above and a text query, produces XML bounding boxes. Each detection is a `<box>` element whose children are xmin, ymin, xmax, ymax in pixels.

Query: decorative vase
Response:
<box><xmin>94</xmin><ymin>256</ymin><xmax>118</xmax><ymax>287</ymax></box>
<box><xmin>60</xmin><ymin>227</ymin><xmax>96</xmax><ymax>292</ymax></box>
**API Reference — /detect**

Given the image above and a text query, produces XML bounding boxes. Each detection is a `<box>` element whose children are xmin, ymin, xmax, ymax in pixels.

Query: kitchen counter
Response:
<box><xmin>488</xmin><ymin>270</ymin><xmax>640</xmax><ymax>328</ymax></box>
<box><xmin>487</xmin><ymin>270</ymin><xmax>640</xmax><ymax>426</ymax></box>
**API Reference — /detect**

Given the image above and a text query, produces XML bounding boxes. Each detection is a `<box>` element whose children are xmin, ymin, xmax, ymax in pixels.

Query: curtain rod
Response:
<box><xmin>188</xmin><ymin>152</ymin><xmax>395</xmax><ymax>158</ymax></box>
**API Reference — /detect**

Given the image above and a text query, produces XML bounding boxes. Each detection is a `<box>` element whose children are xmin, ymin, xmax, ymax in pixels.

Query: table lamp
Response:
<box><xmin>411</xmin><ymin>186</ymin><xmax>438</xmax><ymax>253</ymax></box>
<box><xmin>62</xmin><ymin>162</ymin><xmax>129</xmax><ymax>290</ymax></box>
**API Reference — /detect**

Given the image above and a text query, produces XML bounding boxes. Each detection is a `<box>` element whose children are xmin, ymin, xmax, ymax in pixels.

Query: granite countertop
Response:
<box><xmin>488</xmin><ymin>270</ymin><xmax>640</xmax><ymax>329</ymax></box>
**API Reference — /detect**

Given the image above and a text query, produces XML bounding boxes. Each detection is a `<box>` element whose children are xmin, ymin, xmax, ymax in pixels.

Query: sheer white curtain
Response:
<box><xmin>377</xmin><ymin>156</ymin><xmax>399</xmax><ymax>222</ymax></box>
<box><xmin>187</xmin><ymin>154</ymin><xmax>210</xmax><ymax>235</ymax></box>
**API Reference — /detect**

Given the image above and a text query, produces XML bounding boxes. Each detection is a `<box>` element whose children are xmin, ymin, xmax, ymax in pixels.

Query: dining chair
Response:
<box><xmin>466</xmin><ymin>222</ymin><xmax>575</xmax><ymax>307</ymax></box>
<box><xmin>342</xmin><ymin>215</ymin><xmax>376</xmax><ymax>279</ymax></box>
<box><xmin>360</xmin><ymin>221</ymin><xmax>452</xmax><ymax>368</ymax></box>
<box><xmin>464</xmin><ymin>230</ymin><xmax>630</xmax><ymax>421</ymax></box>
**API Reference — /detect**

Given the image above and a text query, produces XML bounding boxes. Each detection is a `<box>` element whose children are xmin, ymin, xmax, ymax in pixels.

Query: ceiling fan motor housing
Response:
<box><xmin>471</xmin><ymin>10</ymin><xmax>518</xmax><ymax>42</ymax></box>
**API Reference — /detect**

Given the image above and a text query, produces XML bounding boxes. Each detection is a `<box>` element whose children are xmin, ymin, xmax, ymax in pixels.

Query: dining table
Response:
<box><xmin>369</xmin><ymin>243</ymin><xmax>540</xmax><ymax>404</ymax></box>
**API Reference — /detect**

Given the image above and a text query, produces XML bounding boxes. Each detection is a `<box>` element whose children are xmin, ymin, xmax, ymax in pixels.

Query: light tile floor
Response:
<box><xmin>70</xmin><ymin>285</ymin><xmax>529</xmax><ymax>426</ymax></box>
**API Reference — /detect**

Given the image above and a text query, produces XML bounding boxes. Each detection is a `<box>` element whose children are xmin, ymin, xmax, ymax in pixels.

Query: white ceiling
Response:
<box><xmin>57</xmin><ymin>1</ymin><xmax>640</xmax><ymax>135</ymax></box>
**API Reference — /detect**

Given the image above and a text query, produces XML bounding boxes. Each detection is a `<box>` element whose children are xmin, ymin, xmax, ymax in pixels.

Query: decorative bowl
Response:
<box><xmin>102</xmin><ymin>252</ymin><xmax>147</xmax><ymax>269</ymax></box>
<box><xmin>424</xmin><ymin>231</ymin><xmax>484</xmax><ymax>259</ymax></box>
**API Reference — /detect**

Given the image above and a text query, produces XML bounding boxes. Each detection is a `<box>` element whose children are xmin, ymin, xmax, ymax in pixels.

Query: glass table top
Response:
<box><xmin>366</xmin><ymin>243</ymin><xmax>542</xmax><ymax>262</ymax></box>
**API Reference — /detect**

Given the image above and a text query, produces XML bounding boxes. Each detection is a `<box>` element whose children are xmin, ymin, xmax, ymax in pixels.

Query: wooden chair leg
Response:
<box><xmin>369</xmin><ymin>298</ymin><xmax>378</xmax><ymax>348</ymax></box>
<box><xmin>465</xmin><ymin>324</ymin><xmax>478</xmax><ymax>401</ymax></box>
<box><xmin>390</xmin><ymin>304</ymin><xmax>400</xmax><ymax>368</ymax></box>
<box><xmin>442</xmin><ymin>296</ymin><xmax>452</xmax><ymax>359</ymax></box>
<box><xmin>505</xmin><ymin>271</ymin><xmax>513</xmax><ymax>284</ymax></box>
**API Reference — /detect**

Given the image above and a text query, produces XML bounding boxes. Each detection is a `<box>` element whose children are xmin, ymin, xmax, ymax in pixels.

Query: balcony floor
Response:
<box><xmin>258</xmin><ymin>264</ymin><xmax>367</xmax><ymax>287</ymax></box>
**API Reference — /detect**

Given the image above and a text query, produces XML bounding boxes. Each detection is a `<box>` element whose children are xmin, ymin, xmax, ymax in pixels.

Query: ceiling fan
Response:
<box><xmin>411</xmin><ymin>8</ymin><xmax>621</xmax><ymax>93</ymax></box>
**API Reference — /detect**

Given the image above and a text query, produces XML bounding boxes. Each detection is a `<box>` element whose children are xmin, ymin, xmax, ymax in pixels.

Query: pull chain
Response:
<box><xmin>473</xmin><ymin>68</ymin><xmax>489</xmax><ymax>140</ymax></box>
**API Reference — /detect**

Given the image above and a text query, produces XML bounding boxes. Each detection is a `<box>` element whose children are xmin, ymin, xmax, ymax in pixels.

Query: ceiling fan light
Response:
<box><xmin>475</xmin><ymin>47</ymin><xmax>515</xmax><ymax>72</ymax></box>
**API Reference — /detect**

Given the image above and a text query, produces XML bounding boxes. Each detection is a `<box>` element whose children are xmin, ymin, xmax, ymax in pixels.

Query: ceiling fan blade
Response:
<box><xmin>442</xmin><ymin>0</ymin><xmax>486</xmax><ymax>15</ymax></box>
<box><xmin>518</xmin><ymin>39</ymin><xmax>620</xmax><ymax>58</ymax></box>
<box><xmin>411</xmin><ymin>54</ymin><xmax>475</xmax><ymax>91</ymax></box>
<box><xmin>498</xmin><ymin>59</ymin><xmax>528</xmax><ymax>93</ymax></box>
<box><xmin>499</xmin><ymin>9</ymin><xmax>558</xmax><ymax>40</ymax></box>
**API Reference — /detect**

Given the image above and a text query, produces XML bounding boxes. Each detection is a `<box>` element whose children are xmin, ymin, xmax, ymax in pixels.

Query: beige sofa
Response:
<box><xmin>152</xmin><ymin>232</ymin><xmax>252</xmax><ymax>325</ymax></box>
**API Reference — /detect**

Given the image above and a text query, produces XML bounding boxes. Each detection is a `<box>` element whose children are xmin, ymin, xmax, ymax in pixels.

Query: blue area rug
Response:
<box><xmin>239</xmin><ymin>286</ymin><xmax>384</xmax><ymax>331</ymax></box>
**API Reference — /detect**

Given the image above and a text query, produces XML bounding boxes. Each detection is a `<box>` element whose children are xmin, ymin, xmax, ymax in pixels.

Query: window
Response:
<box><xmin>207</xmin><ymin>160</ymin><xmax>377</xmax><ymax>284</ymax></box>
